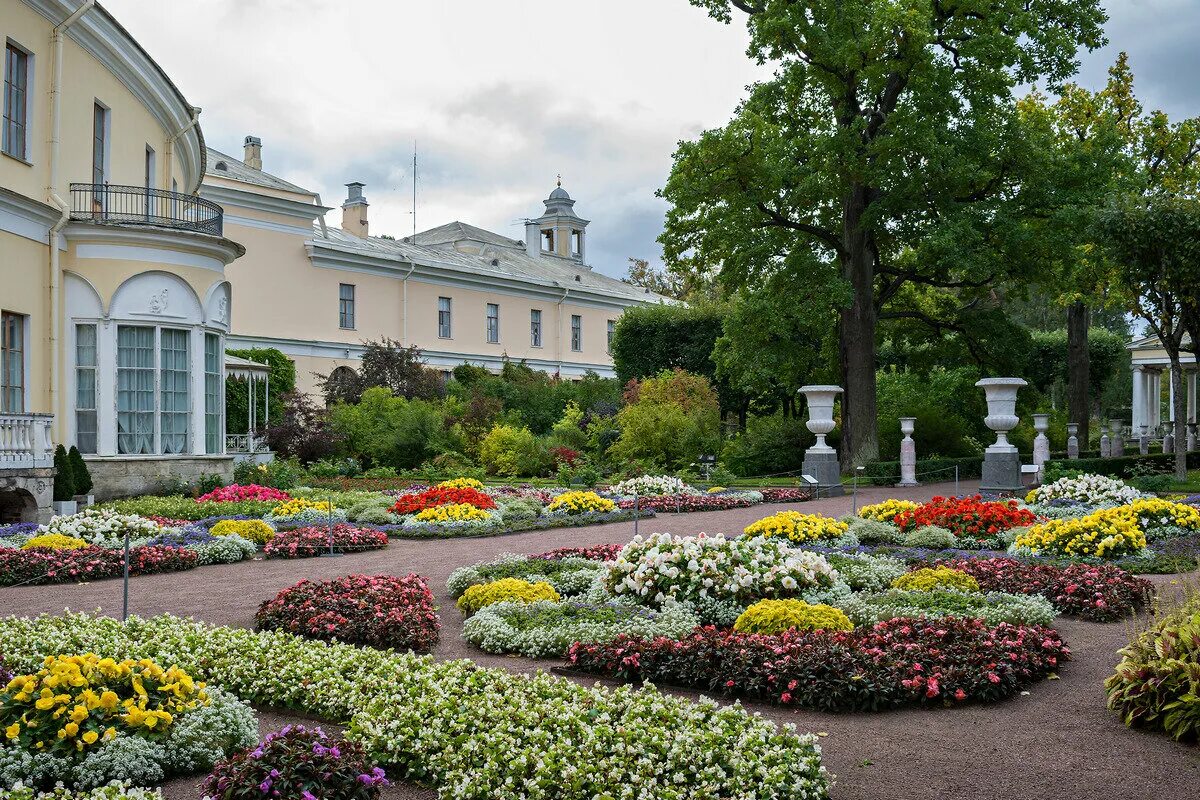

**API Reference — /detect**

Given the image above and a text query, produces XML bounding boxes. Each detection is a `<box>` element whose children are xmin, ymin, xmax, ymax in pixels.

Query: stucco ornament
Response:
<box><xmin>148</xmin><ymin>288</ymin><xmax>170</xmax><ymax>314</ymax></box>
<box><xmin>216</xmin><ymin>295</ymin><xmax>228</xmax><ymax>324</ymax></box>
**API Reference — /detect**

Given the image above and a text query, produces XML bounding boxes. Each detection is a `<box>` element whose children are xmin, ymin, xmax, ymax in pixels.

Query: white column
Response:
<box><xmin>1149</xmin><ymin>370</ymin><xmax>1161</xmax><ymax>430</ymax></box>
<box><xmin>1131</xmin><ymin>365</ymin><xmax>1146</xmax><ymax>433</ymax></box>
<box><xmin>1169</xmin><ymin>368</ymin><xmax>1176</xmax><ymax>423</ymax></box>
<box><xmin>188</xmin><ymin>326</ymin><xmax>206</xmax><ymax>455</ymax></box>
<box><xmin>97</xmin><ymin>321</ymin><xmax>118</xmax><ymax>456</ymax></box>
<box><xmin>1188</xmin><ymin>369</ymin><xmax>1197</xmax><ymax>424</ymax></box>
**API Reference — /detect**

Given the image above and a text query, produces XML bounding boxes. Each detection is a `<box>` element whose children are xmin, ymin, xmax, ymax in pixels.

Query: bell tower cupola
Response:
<box><xmin>524</xmin><ymin>177</ymin><xmax>590</xmax><ymax>266</ymax></box>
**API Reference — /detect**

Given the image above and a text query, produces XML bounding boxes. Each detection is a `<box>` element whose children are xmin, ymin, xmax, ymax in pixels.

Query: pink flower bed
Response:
<box><xmin>759</xmin><ymin>488</ymin><xmax>811</xmax><ymax>503</ymax></box>
<box><xmin>197</xmin><ymin>483</ymin><xmax>291</xmax><ymax>503</ymax></box>
<box><xmin>261</xmin><ymin>524</ymin><xmax>388</xmax><ymax>559</ymax></box>
<box><xmin>922</xmin><ymin>557</ymin><xmax>1152</xmax><ymax>622</ymax></box>
<box><xmin>255</xmin><ymin>573</ymin><xmax>439</xmax><ymax>652</ymax></box>
<box><xmin>529</xmin><ymin>544</ymin><xmax>624</xmax><ymax>562</ymax></box>
<box><xmin>568</xmin><ymin>617</ymin><xmax>1070</xmax><ymax>711</ymax></box>
<box><xmin>0</xmin><ymin>545</ymin><xmax>197</xmax><ymax>586</ymax></box>
<box><xmin>617</xmin><ymin>495</ymin><xmax>754</xmax><ymax>513</ymax></box>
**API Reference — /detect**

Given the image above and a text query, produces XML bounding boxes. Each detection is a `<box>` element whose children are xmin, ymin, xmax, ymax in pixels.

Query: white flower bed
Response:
<box><xmin>603</xmin><ymin>532</ymin><xmax>839</xmax><ymax>607</ymax></box>
<box><xmin>1026</xmin><ymin>474</ymin><xmax>1145</xmax><ymax>506</ymax></box>
<box><xmin>462</xmin><ymin>600</ymin><xmax>699</xmax><ymax>658</ymax></box>
<box><xmin>607</xmin><ymin>475</ymin><xmax>693</xmax><ymax>497</ymax></box>
<box><xmin>41</xmin><ymin>509</ymin><xmax>161</xmax><ymax>546</ymax></box>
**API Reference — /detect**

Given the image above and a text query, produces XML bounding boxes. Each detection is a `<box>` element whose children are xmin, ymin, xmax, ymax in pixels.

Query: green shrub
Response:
<box><xmin>498</xmin><ymin>497</ymin><xmax>543</xmax><ymax>522</ymax></box>
<box><xmin>733</xmin><ymin>599</ymin><xmax>853</xmax><ymax>634</ymax></box>
<box><xmin>232</xmin><ymin>458</ymin><xmax>300</xmax><ymax>490</ymax></box>
<box><xmin>362</xmin><ymin>465</ymin><xmax>398</xmax><ymax>479</ymax></box>
<box><xmin>609</xmin><ymin>369</ymin><xmax>721</xmax><ymax>470</ymax></box>
<box><xmin>720</xmin><ymin>415</ymin><xmax>810</xmax><ymax>477</ymax></box>
<box><xmin>847</xmin><ymin>517</ymin><xmax>905</xmax><ymax>545</ymax></box>
<box><xmin>67</xmin><ymin>446</ymin><xmax>93</xmax><ymax>495</ymax></box>
<box><xmin>329</xmin><ymin>387</ymin><xmax>458</xmax><ymax>470</ymax></box>
<box><xmin>901</xmin><ymin>525</ymin><xmax>957</xmax><ymax>549</ymax></box>
<box><xmin>52</xmin><ymin>445</ymin><xmax>75</xmax><ymax>501</ymax></box>
<box><xmin>1044</xmin><ymin>452</ymin><xmax>1200</xmax><ymax>481</ymax></box>
<box><xmin>861</xmin><ymin>456</ymin><xmax>984</xmax><ymax>487</ymax></box>
<box><xmin>479</xmin><ymin>424</ymin><xmax>547</xmax><ymax>477</ymax></box>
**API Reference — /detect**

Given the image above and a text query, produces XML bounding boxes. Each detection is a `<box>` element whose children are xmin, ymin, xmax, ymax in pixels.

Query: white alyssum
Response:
<box><xmin>1027</xmin><ymin>474</ymin><xmax>1145</xmax><ymax>506</ymax></box>
<box><xmin>41</xmin><ymin>509</ymin><xmax>161</xmax><ymax>546</ymax></box>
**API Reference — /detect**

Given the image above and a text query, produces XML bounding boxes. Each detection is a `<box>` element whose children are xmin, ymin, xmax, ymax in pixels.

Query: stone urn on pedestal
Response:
<box><xmin>1188</xmin><ymin>423</ymin><xmax>1198</xmax><ymax>453</ymax></box>
<box><xmin>1032</xmin><ymin>414</ymin><xmax>1051</xmax><ymax>480</ymax></box>
<box><xmin>1066</xmin><ymin>423</ymin><xmax>1080</xmax><ymax>460</ymax></box>
<box><xmin>1139</xmin><ymin>425</ymin><xmax>1151</xmax><ymax>456</ymax></box>
<box><xmin>976</xmin><ymin>377</ymin><xmax>1027</xmax><ymax>493</ymax></box>
<box><xmin>799</xmin><ymin>385</ymin><xmax>844</xmax><ymax>497</ymax></box>
<box><xmin>897</xmin><ymin>417</ymin><xmax>919</xmax><ymax>487</ymax></box>
<box><xmin>1110</xmin><ymin>420</ymin><xmax>1125</xmax><ymax>457</ymax></box>
<box><xmin>1099</xmin><ymin>421</ymin><xmax>1111</xmax><ymax>458</ymax></box>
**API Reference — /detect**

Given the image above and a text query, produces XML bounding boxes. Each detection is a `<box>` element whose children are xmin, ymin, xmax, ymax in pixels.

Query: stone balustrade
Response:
<box><xmin>0</xmin><ymin>413</ymin><xmax>55</xmax><ymax>470</ymax></box>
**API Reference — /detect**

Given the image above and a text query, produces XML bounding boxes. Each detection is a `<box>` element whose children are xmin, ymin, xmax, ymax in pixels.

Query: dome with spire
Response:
<box><xmin>549</xmin><ymin>184</ymin><xmax>571</xmax><ymax>200</ymax></box>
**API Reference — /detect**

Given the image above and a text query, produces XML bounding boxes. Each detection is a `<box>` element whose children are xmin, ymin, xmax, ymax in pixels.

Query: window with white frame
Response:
<box><xmin>438</xmin><ymin>296</ymin><xmax>452</xmax><ymax>338</ymax></box>
<box><xmin>159</xmin><ymin>329</ymin><xmax>189</xmax><ymax>454</ymax></box>
<box><xmin>75</xmin><ymin>324</ymin><xmax>97</xmax><ymax>453</ymax></box>
<box><xmin>486</xmin><ymin>303</ymin><xmax>499</xmax><ymax>344</ymax></box>
<box><xmin>204</xmin><ymin>333</ymin><xmax>222</xmax><ymax>454</ymax></box>
<box><xmin>3</xmin><ymin>41</ymin><xmax>30</xmax><ymax>161</ymax></box>
<box><xmin>338</xmin><ymin>283</ymin><xmax>355</xmax><ymax>329</ymax></box>
<box><xmin>116</xmin><ymin>326</ymin><xmax>155</xmax><ymax>454</ymax></box>
<box><xmin>570</xmin><ymin>314</ymin><xmax>582</xmax><ymax>352</ymax></box>
<box><xmin>607</xmin><ymin>319</ymin><xmax>616</xmax><ymax>353</ymax></box>
<box><xmin>530</xmin><ymin>309</ymin><xmax>542</xmax><ymax>347</ymax></box>
<box><xmin>1</xmin><ymin>311</ymin><xmax>24</xmax><ymax>413</ymax></box>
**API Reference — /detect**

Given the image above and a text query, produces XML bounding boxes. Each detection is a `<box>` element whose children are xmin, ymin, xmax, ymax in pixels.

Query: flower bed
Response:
<box><xmin>732</xmin><ymin>599</ymin><xmax>853</xmax><ymax>634</ymax></box>
<box><xmin>837</xmin><ymin>588</ymin><xmax>1056</xmax><ymax>627</ymax></box>
<box><xmin>1013</xmin><ymin>508</ymin><xmax>1147</xmax><ymax>559</ymax></box>
<box><xmin>608</xmin><ymin>475</ymin><xmax>690</xmax><ymax>497</ymax></box>
<box><xmin>255</xmin><ymin>574</ymin><xmax>439</xmax><ymax>653</ymax></box>
<box><xmin>456</xmin><ymin>578</ymin><xmax>560</xmax><ymax>614</ymax></box>
<box><xmin>858</xmin><ymin>499</ymin><xmax>920</xmax><ymax>523</ymax></box>
<box><xmin>41</xmin><ymin>509</ymin><xmax>161</xmax><ymax>546</ymax></box>
<box><xmin>743</xmin><ymin>510</ymin><xmax>849</xmax><ymax>543</ymax></box>
<box><xmin>1121</xmin><ymin>498</ymin><xmax>1200</xmax><ymax>539</ymax></box>
<box><xmin>923</xmin><ymin>558</ymin><xmax>1152</xmax><ymax>622</ymax></box>
<box><xmin>21</xmin><ymin>534</ymin><xmax>88</xmax><ymax>550</ymax></box>
<box><xmin>1028</xmin><ymin>474</ymin><xmax>1144</xmax><ymax>506</ymax></box>
<box><xmin>0</xmin><ymin>545</ymin><xmax>197</xmax><ymax>587</ymax></box>
<box><xmin>1106</xmin><ymin>587</ymin><xmax>1200</xmax><ymax>741</ymax></box>
<box><xmin>196</xmin><ymin>484</ymin><xmax>290</xmax><ymax>504</ymax></box>
<box><xmin>101</xmin><ymin>497</ymin><xmax>279</xmax><ymax>522</ymax></box>
<box><xmin>894</xmin><ymin>495</ymin><xmax>1036</xmax><ymax>548</ymax></box>
<box><xmin>447</xmin><ymin>553</ymin><xmax>604</xmax><ymax>598</ymax></box>
<box><xmin>203</xmin><ymin>724</ymin><xmax>387</xmax><ymax>800</ymax></box>
<box><xmin>617</xmin><ymin>494</ymin><xmax>754</xmax><ymax>513</ymax></box>
<box><xmin>568</xmin><ymin>617</ymin><xmax>1070</xmax><ymax>711</ymax></box>
<box><xmin>758</xmin><ymin>487</ymin><xmax>811</xmax><ymax>503</ymax></box>
<box><xmin>145</xmin><ymin>530</ymin><xmax>257</xmax><ymax>566</ymax></box>
<box><xmin>821</xmin><ymin>552</ymin><xmax>908</xmax><ymax>592</ymax></box>
<box><xmin>546</xmin><ymin>491</ymin><xmax>616</xmax><ymax>515</ymax></box>
<box><xmin>374</xmin><ymin>508</ymin><xmax>652</xmax><ymax>540</ymax></box>
<box><xmin>0</xmin><ymin>786</ymin><xmax>164</xmax><ymax>799</ymax></box>
<box><xmin>263</xmin><ymin>498</ymin><xmax>345</xmax><ymax>528</ymax></box>
<box><xmin>0</xmin><ymin>654</ymin><xmax>255</xmax><ymax>790</ymax></box>
<box><xmin>389</xmin><ymin>486</ymin><xmax>497</xmax><ymax>515</ymax></box>
<box><xmin>463</xmin><ymin>600</ymin><xmax>698</xmax><ymax>658</ymax></box>
<box><xmin>261</xmin><ymin>525</ymin><xmax>388</xmax><ymax>559</ymax></box>
<box><xmin>208</xmin><ymin>519</ymin><xmax>275</xmax><ymax>546</ymax></box>
<box><xmin>0</xmin><ymin>613</ymin><xmax>830</xmax><ymax>799</ymax></box>
<box><xmin>529</xmin><ymin>544</ymin><xmax>624</xmax><ymax>562</ymax></box>
<box><xmin>892</xmin><ymin>566</ymin><xmax>980</xmax><ymax>593</ymax></box>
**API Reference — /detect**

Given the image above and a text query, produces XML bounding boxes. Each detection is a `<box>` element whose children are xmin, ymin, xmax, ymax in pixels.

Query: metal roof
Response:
<box><xmin>205</xmin><ymin>147</ymin><xmax>316</xmax><ymax>196</ymax></box>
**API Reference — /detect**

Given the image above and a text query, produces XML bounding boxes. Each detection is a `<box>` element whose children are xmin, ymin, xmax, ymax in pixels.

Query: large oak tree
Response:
<box><xmin>661</xmin><ymin>0</ymin><xmax>1106</xmax><ymax>467</ymax></box>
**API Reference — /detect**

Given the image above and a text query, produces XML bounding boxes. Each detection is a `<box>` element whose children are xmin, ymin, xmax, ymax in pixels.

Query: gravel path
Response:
<box><xmin>3</xmin><ymin>479</ymin><xmax>1198</xmax><ymax>800</ymax></box>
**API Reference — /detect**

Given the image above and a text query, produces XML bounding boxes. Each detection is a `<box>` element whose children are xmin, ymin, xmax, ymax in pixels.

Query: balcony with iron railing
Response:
<box><xmin>69</xmin><ymin>183</ymin><xmax>223</xmax><ymax>236</ymax></box>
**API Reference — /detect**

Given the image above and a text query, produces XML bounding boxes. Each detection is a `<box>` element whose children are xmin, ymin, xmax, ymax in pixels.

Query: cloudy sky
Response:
<box><xmin>105</xmin><ymin>0</ymin><xmax>1199</xmax><ymax>279</ymax></box>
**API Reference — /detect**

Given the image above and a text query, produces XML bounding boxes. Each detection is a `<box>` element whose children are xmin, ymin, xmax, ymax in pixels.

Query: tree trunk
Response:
<box><xmin>1066</xmin><ymin>302</ymin><xmax>1090</xmax><ymax>449</ymax></box>
<box><xmin>1170</xmin><ymin>360</ymin><xmax>1188</xmax><ymax>481</ymax></box>
<box><xmin>838</xmin><ymin>186</ymin><xmax>879</xmax><ymax>470</ymax></box>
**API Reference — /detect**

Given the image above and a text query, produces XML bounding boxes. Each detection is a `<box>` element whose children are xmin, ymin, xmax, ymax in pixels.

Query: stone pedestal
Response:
<box><xmin>976</xmin><ymin>377</ymin><xmax>1027</xmax><ymax>494</ymax></box>
<box><xmin>1032</xmin><ymin>414</ymin><xmax>1051</xmax><ymax>478</ymax></box>
<box><xmin>1066</xmin><ymin>423</ymin><xmax>1080</xmax><ymax>460</ymax></box>
<box><xmin>1138</xmin><ymin>426</ymin><xmax>1150</xmax><ymax>456</ymax></box>
<box><xmin>1188</xmin><ymin>424</ymin><xmax>1198</xmax><ymax>453</ymax></box>
<box><xmin>1110</xmin><ymin>420</ymin><xmax>1125</xmax><ymax>457</ymax></box>
<box><xmin>1163</xmin><ymin>430</ymin><xmax>1174</xmax><ymax>454</ymax></box>
<box><xmin>897</xmin><ymin>417</ymin><xmax>918</xmax><ymax>487</ymax></box>
<box><xmin>801</xmin><ymin>450</ymin><xmax>844</xmax><ymax>497</ymax></box>
<box><xmin>1099</xmin><ymin>423</ymin><xmax>1111</xmax><ymax>458</ymax></box>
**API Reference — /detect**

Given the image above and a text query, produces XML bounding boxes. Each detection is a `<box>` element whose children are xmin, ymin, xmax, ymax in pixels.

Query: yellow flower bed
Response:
<box><xmin>209</xmin><ymin>519</ymin><xmax>276</xmax><ymax>545</ymax></box>
<box><xmin>733</xmin><ymin>599</ymin><xmax>853</xmax><ymax>635</ymax></box>
<box><xmin>269</xmin><ymin>498</ymin><xmax>332</xmax><ymax>517</ymax></box>
<box><xmin>456</xmin><ymin>578</ymin><xmax>561</xmax><ymax>614</ymax></box>
<box><xmin>21</xmin><ymin>534</ymin><xmax>89</xmax><ymax>550</ymax></box>
<box><xmin>1</xmin><ymin>654</ymin><xmax>207</xmax><ymax>754</ymax></box>
<box><xmin>1121</xmin><ymin>498</ymin><xmax>1200</xmax><ymax>532</ymax></box>
<box><xmin>857</xmin><ymin>499</ymin><xmax>919</xmax><ymax>523</ymax></box>
<box><xmin>743</xmin><ymin>510</ymin><xmax>848</xmax><ymax>543</ymax></box>
<box><xmin>1014</xmin><ymin>507</ymin><xmax>1147</xmax><ymax>559</ymax></box>
<box><xmin>892</xmin><ymin>566</ymin><xmax>980</xmax><ymax>593</ymax></box>
<box><xmin>546</xmin><ymin>491</ymin><xmax>617</xmax><ymax>515</ymax></box>
<box><xmin>438</xmin><ymin>477</ymin><xmax>485</xmax><ymax>490</ymax></box>
<box><xmin>413</xmin><ymin>503</ymin><xmax>493</xmax><ymax>523</ymax></box>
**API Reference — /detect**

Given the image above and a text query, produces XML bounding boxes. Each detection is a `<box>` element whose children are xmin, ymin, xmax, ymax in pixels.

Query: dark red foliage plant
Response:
<box><xmin>0</xmin><ymin>544</ymin><xmax>197</xmax><ymax>586</ymax></box>
<box><xmin>256</xmin><ymin>573</ymin><xmax>439</xmax><ymax>652</ymax></box>
<box><xmin>568</xmin><ymin>617</ymin><xmax>1070</xmax><ymax>712</ymax></box>
<box><xmin>529</xmin><ymin>544</ymin><xmax>624</xmax><ymax>562</ymax></box>
<box><xmin>262</xmin><ymin>525</ymin><xmax>388</xmax><ymax>559</ymax></box>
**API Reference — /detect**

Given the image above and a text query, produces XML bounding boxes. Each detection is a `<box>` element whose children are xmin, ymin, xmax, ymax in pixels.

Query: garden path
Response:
<box><xmin>4</xmin><ymin>478</ymin><xmax>1198</xmax><ymax>800</ymax></box>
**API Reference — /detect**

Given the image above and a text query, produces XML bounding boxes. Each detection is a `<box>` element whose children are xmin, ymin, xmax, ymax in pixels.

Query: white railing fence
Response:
<box><xmin>0</xmin><ymin>413</ymin><xmax>55</xmax><ymax>469</ymax></box>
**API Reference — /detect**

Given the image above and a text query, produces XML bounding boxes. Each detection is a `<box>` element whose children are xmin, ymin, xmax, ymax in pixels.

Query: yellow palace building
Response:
<box><xmin>1</xmin><ymin>0</ymin><xmax>665</xmax><ymax>517</ymax></box>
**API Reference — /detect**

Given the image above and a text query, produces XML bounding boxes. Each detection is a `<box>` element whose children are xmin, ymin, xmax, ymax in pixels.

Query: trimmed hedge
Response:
<box><xmin>862</xmin><ymin>456</ymin><xmax>984</xmax><ymax>487</ymax></box>
<box><xmin>1044</xmin><ymin>451</ymin><xmax>1200</xmax><ymax>480</ymax></box>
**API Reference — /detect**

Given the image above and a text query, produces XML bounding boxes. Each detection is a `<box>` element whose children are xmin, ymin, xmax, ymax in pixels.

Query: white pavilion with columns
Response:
<box><xmin>1128</xmin><ymin>334</ymin><xmax>1198</xmax><ymax>435</ymax></box>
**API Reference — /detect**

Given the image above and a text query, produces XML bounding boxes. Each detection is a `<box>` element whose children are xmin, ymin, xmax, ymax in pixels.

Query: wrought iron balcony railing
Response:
<box><xmin>69</xmin><ymin>183</ymin><xmax>223</xmax><ymax>236</ymax></box>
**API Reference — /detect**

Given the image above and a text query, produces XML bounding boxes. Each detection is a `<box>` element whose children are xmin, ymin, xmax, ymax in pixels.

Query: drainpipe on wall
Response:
<box><xmin>401</xmin><ymin>262</ymin><xmax>416</xmax><ymax>345</ymax></box>
<box><xmin>556</xmin><ymin>286</ymin><xmax>570</xmax><ymax>377</ymax></box>
<box><xmin>47</xmin><ymin>0</ymin><xmax>96</xmax><ymax>442</ymax></box>
<box><xmin>165</xmin><ymin>105</ymin><xmax>201</xmax><ymax>194</ymax></box>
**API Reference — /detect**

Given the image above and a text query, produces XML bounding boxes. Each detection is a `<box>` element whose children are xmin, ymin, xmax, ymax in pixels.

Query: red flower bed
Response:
<box><xmin>262</xmin><ymin>524</ymin><xmax>388</xmax><ymax>559</ymax></box>
<box><xmin>922</xmin><ymin>558</ymin><xmax>1152</xmax><ymax>622</ymax></box>
<box><xmin>894</xmin><ymin>495</ymin><xmax>1037</xmax><ymax>546</ymax></box>
<box><xmin>389</xmin><ymin>486</ymin><xmax>497</xmax><ymax>515</ymax></box>
<box><xmin>255</xmin><ymin>573</ymin><xmax>439</xmax><ymax>652</ymax></box>
<box><xmin>568</xmin><ymin>617</ymin><xmax>1069</xmax><ymax>712</ymax></box>
<box><xmin>529</xmin><ymin>544</ymin><xmax>624</xmax><ymax>562</ymax></box>
<box><xmin>0</xmin><ymin>545</ymin><xmax>197</xmax><ymax>586</ymax></box>
<box><xmin>196</xmin><ymin>483</ymin><xmax>291</xmax><ymax>503</ymax></box>
<box><xmin>759</xmin><ymin>488</ymin><xmax>811</xmax><ymax>503</ymax></box>
<box><xmin>616</xmin><ymin>495</ymin><xmax>754</xmax><ymax>513</ymax></box>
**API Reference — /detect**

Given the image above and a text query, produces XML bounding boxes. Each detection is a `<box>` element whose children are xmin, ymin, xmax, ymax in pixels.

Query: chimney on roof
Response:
<box><xmin>342</xmin><ymin>182</ymin><xmax>369</xmax><ymax>238</ymax></box>
<box><xmin>243</xmin><ymin>135</ymin><xmax>262</xmax><ymax>170</ymax></box>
